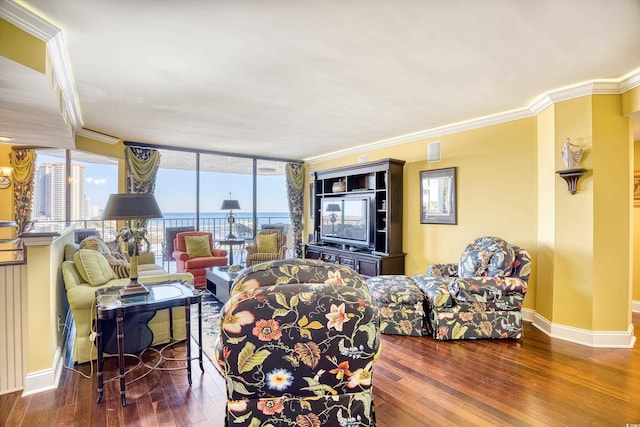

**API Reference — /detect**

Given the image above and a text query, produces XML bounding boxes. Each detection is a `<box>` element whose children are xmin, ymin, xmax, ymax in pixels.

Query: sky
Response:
<box><xmin>37</xmin><ymin>154</ymin><xmax>290</xmax><ymax>214</ymax></box>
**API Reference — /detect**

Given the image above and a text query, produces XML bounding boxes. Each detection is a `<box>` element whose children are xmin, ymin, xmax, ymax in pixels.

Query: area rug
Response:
<box><xmin>191</xmin><ymin>290</ymin><xmax>224</xmax><ymax>364</ymax></box>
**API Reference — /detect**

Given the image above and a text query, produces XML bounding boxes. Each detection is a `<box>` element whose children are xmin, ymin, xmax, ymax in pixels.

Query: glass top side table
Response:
<box><xmin>95</xmin><ymin>280</ymin><xmax>203</xmax><ymax>407</ymax></box>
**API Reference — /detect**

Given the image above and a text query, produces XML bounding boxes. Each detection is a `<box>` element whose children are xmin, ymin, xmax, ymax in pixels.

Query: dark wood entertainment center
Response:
<box><xmin>305</xmin><ymin>158</ymin><xmax>405</xmax><ymax>277</ymax></box>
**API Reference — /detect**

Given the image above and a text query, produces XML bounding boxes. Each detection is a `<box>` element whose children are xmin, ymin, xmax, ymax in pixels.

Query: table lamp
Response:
<box><xmin>326</xmin><ymin>203</ymin><xmax>341</xmax><ymax>235</ymax></box>
<box><xmin>102</xmin><ymin>193</ymin><xmax>163</xmax><ymax>298</ymax></box>
<box><xmin>221</xmin><ymin>193</ymin><xmax>240</xmax><ymax>239</ymax></box>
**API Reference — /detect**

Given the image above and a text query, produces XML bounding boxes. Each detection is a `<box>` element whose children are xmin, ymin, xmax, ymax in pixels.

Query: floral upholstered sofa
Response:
<box><xmin>412</xmin><ymin>236</ymin><xmax>532</xmax><ymax>340</ymax></box>
<box><xmin>215</xmin><ymin>259</ymin><xmax>381</xmax><ymax>427</ymax></box>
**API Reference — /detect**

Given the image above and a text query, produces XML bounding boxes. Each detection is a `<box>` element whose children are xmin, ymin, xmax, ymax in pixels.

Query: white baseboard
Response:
<box><xmin>21</xmin><ymin>348</ymin><xmax>63</xmax><ymax>396</ymax></box>
<box><xmin>531</xmin><ymin>313</ymin><xmax>636</xmax><ymax>349</ymax></box>
<box><xmin>633</xmin><ymin>300</ymin><xmax>640</xmax><ymax>313</ymax></box>
<box><xmin>21</xmin><ymin>309</ymin><xmax>72</xmax><ymax>397</ymax></box>
<box><xmin>521</xmin><ymin>307</ymin><xmax>535</xmax><ymax>323</ymax></box>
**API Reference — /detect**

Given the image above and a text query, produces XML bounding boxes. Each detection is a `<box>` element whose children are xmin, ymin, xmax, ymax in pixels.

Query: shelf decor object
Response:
<box><xmin>102</xmin><ymin>193</ymin><xmax>163</xmax><ymax>298</ymax></box>
<box><xmin>332</xmin><ymin>179</ymin><xmax>346</xmax><ymax>193</ymax></box>
<box><xmin>221</xmin><ymin>193</ymin><xmax>241</xmax><ymax>239</ymax></box>
<box><xmin>556</xmin><ymin>138</ymin><xmax>587</xmax><ymax>195</ymax></box>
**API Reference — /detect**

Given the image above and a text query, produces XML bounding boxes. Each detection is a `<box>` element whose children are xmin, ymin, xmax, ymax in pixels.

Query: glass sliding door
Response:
<box><xmin>154</xmin><ymin>150</ymin><xmax>197</xmax><ymax>269</ymax></box>
<box><xmin>256</xmin><ymin>160</ymin><xmax>290</xmax><ymax>255</ymax></box>
<box><xmin>200</xmin><ymin>153</ymin><xmax>253</xmax><ymax>265</ymax></box>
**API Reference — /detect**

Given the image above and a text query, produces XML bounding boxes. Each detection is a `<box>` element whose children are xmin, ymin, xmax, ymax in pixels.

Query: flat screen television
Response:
<box><xmin>320</xmin><ymin>196</ymin><xmax>371</xmax><ymax>248</ymax></box>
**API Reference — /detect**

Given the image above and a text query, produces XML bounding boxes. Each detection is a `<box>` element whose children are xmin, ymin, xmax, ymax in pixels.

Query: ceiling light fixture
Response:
<box><xmin>0</xmin><ymin>136</ymin><xmax>15</xmax><ymax>142</ymax></box>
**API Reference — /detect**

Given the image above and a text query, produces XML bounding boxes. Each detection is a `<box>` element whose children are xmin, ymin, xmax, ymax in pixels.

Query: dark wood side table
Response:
<box><xmin>95</xmin><ymin>280</ymin><xmax>203</xmax><ymax>407</ymax></box>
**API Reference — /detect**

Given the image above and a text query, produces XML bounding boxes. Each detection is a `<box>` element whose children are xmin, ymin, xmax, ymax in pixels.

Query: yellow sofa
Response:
<box><xmin>62</xmin><ymin>241</ymin><xmax>194</xmax><ymax>363</ymax></box>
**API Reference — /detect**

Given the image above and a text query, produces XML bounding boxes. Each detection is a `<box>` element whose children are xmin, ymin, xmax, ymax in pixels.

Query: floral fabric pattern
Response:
<box><xmin>230</xmin><ymin>258</ymin><xmax>370</xmax><ymax>300</ymax></box>
<box><xmin>425</xmin><ymin>263</ymin><xmax>458</xmax><ymax>277</ymax></box>
<box><xmin>415</xmin><ymin>237</ymin><xmax>532</xmax><ymax>340</ymax></box>
<box><xmin>216</xmin><ymin>260</ymin><xmax>380</xmax><ymax>426</ymax></box>
<box><xmin>9</xmin><ymin>149</ymin><xmax>36</xmax><ymax>232</ymax></box>
<box><xmin>285</xmin><ymin>162</ymin><xmax>305</xmax><ymax>258</ymax></box>
<box><xmin>458</xmin><ymin>236</ymin><xmax>516</xmax><ymax>278</ymax></box>
<box><xmin>366</xmin><ymin>275</ymin><xmax>427</xmax><ymax>336</ymax></box>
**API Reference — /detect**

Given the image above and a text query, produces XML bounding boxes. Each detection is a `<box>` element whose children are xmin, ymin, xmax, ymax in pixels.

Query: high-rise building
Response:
<box><xmin>32</xmin><ymin>162</ymin><xmax>86</xmax><ymax>221</ymax></box>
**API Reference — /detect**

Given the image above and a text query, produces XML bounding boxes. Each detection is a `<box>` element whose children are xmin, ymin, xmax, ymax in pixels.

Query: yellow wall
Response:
<box><xmin>308</xmin><ymin>93</ymin><xmax>637</xmax><ymax>332</ymax></box>
<box><xmin>0</xmin><ymin>19</ymin><xmax>45</xmax><ymax>73</ymax></box>
<box><xmin>0</xmin><ymin>144</ymin><xmax>14</xmax><ymax>240</ymax></box>
<box><xmin>550</xmin><ymin>96</ymin><xmax>595</xmax><ymax>329</ymax></box>
<box><xmin>25</xmin><ymin>229</ymin><xmax>73</xmax><ymax>372</ymax></box>
<box><xmin>535</xmin><ymin>105</ymin><xmax>556</xmax><ymax>320</ymax></box>
<box><xmin>309</xmin><ymin>117</ymin><xmax>539</xmax><ymax>309</ymax></box>
<box><xmin>591</xmin><ymin>95</ymin><xmax>633</xmax><ymax>330</ymax></box>
<box><xmin>634</xmin><ymin>140</ymin><xmax>640</xmax><ymax>302</ymax></box>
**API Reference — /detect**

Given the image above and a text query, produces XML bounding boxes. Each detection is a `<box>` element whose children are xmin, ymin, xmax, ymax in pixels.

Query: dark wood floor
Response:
<box><xmin>2</xmin><ymin>315</ymin><xmax>640</xmax><ymax>426</ymax></box>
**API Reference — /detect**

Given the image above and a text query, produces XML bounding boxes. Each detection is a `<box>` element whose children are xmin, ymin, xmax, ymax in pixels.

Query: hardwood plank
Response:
<box><xmin>2</xmin><ymin>316</ymin><xmax>640</xmax><ymax>426</ymax></box>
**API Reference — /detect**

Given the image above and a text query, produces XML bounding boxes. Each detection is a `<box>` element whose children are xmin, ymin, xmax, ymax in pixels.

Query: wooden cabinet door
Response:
<box><xmin>356</xmin><ymin>257</ymin><xmax>379</xmax><ymax>277</ymax></box>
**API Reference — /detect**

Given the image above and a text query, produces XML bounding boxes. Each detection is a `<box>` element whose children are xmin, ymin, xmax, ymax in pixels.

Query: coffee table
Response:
<box><xmin>206</xmin><ymin>266</ymin><xmax>236</xmax><ymax>303</ymax></box>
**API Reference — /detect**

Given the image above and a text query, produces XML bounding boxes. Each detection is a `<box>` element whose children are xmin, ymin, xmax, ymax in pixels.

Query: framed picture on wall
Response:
<box><xmin>420</xmin><ymin>167</ymin><xmax>457</xmax><ymax>224</ymax></box>
<box><xmin>634</xmin><ymin>171</ymin><xmax>640</xmax><ymax>206</ymax></box>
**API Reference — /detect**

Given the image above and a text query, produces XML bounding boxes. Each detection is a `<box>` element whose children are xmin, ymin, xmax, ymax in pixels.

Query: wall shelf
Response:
<box><xmin>556</xmin><ymin>168</ymin><xmax>587</xmax><ymax>195</ymax></box>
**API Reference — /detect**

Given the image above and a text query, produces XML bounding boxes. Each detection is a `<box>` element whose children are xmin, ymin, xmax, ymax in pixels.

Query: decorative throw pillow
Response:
<box><xmin>458</xmin><ymin>236</ymin><xmax>515</xmax><ymax>278</ymax></box>
<box><xmin>103</xmin><ymin>252</ymin><xmax>130</xmax><ymax>279</ymax></box>
<box><xmin>106</xmin><ymin>241</ymin><xmax>129</xmax><ymax>260</ymax></box>
<box><xmin>79</xmin><ymin>236</ymin><xmax>111</xmax><ymax>253</ymax></box>
<box><xmin>256</xmin><ymin>233</ymin><xmax>278</xmax><ymax>253</ymax></box>
<box><xmin>73</xmin><ymin>249</ymin><xmax>117</xmax><ymax>286</ymax></box>
<box><xmin>184</xmin><ymin>235</ymin><xmax>212</xmax><ymax>258</ymax></box>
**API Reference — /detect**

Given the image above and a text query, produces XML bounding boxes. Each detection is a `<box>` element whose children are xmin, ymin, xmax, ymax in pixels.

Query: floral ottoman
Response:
<box><xmin>366</xmin><ymin>275</ymin><xmax>428</xmax><ymax>336</ymax></box>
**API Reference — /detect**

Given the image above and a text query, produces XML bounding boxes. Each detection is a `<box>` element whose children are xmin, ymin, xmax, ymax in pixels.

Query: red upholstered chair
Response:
<box><xmin>172</xmin><ymin>231</ymin><xmax>227</xmax><ymax>287</ymax></box>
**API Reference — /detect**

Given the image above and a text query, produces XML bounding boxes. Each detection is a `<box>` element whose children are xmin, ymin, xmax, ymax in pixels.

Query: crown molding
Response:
<box><xmin>1</xmin><ymin>0</ymin><xmax>83</xmax><ymax>132</ymax></box>
<box><xmin>76</xmin><ymin>128</ymin><xmax>120</xmax><ymax>145</ymax></box>
<box><xmin>0</xmin><ymin>0</ymin><xmax>58</xmax><ymax>41</ymax></box>
<box><xmin>306</xmin><ymin>68</ymin><xmax>640</xmax><ymax>164</ymax></box>
<box><xmin>620</xmin><ymin>68</ymin><xmax>640</xmax><ymax>92</ymax></box>
<box><xmin>47</xmin><ymin>32</ymin><xmax>83</xmax><ymax>130</ymax></box>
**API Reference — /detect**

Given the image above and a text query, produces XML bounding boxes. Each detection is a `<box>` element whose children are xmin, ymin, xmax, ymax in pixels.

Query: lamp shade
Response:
<box><xmin>326</xmin><ymin>203</ymin><xmax>341</xmax><ymax>212</ymax></box>
<box><xmin>221</xmin><ymin>199</ymin><xmax>241</xmax><ymax>210</ymax></box>
<box><xmin>102</xmin><ymin>193</ymin><xmax>163</xmax><ymax>220</ymax></box>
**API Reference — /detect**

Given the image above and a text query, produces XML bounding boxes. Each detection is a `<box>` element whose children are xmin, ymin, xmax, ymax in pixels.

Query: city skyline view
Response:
<box><xmin>33</xmin><ymin>153</ymin><xmax>290</xmax><ymax>221</ymax></box>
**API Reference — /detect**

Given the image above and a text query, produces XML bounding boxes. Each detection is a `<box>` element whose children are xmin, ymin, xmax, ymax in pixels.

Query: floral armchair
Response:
<box><xmin>412</xmin><ymin>236</ymin><xmax>532</xmax><ymax>340</ymax></box>
<box><xmin>215</xmin><ymin>259</ymin><xmax>381</xmax><ymax>427</ymax></box>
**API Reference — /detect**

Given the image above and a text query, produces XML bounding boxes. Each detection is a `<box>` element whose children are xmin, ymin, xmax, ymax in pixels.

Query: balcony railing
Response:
<box><xmin>37</xmin><ymin>214</ymin><xmax>291</xmax><ymax>271</ymax></box>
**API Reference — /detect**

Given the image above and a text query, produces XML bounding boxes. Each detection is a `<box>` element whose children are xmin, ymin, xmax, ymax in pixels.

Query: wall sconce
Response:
<box><xmin>0</xmin><ymin>167</ymin><xmax>13</xmax><ymax>189</ymax></box>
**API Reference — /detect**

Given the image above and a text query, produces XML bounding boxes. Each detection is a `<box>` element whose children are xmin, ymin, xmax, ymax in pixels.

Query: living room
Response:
<box><xmin>1</xmin><ymin>1</ymin><xmax>640</xmax><ymax>425</ymax></box>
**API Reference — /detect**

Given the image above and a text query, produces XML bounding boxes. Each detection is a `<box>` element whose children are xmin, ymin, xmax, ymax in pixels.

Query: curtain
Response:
<box><xmin>9</xmin><ymin>149</ymin><xmax>36</xmax><ymax>232</ymax></box>
<box><xmin>125</xmin><ymin>146</ymin><xmax>161</xmax><ymax>194</ymax></box>
<box><xmin>285</xmin><ymin>162</ymin><xmax>304</xmax><ymax>258</ymax></box>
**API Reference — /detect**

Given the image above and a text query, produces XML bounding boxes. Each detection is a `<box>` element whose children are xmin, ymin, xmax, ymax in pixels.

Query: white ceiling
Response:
<box><xmin>2</xmin><ymin>0</ymin><xmax>640</xmax><ymax>161</ymax></box>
